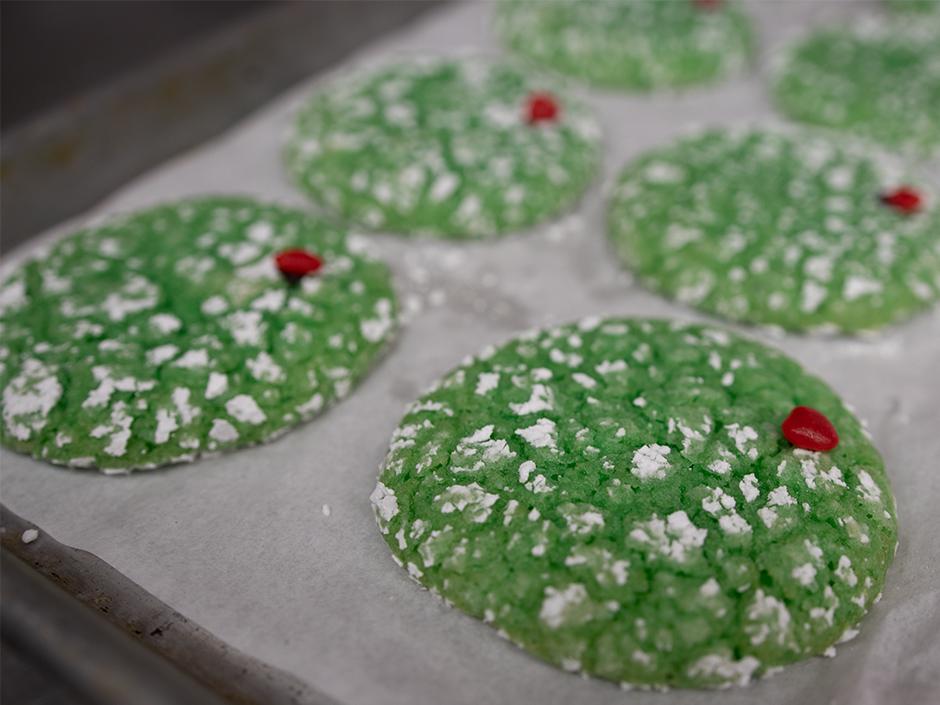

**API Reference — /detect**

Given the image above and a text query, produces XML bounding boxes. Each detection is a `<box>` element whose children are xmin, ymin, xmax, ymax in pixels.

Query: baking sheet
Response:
<box><xmin>2</xmin><ymin>2</ymin><xmax>939</xmax><ymax>704</ymax></box>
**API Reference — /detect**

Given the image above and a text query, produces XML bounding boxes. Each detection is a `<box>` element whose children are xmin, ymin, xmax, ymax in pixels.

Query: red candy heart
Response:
<box><xmin>275</xmin><ymin>248</ymin><xmax>323</xmax><ymax>283</ymax></box>
<box><xmin>781</xmin><ymin>406</ymin><xmax>839</xmax><ymax>452</ymax></box>
<box><xmin>526</xmin><ymin>92</ymin><xmax>559</xmax><ymax>124</ymax></box>
<box><xmin>880</xmin><ymin>187</ymin><xmax>923</xmax><ymax>214</ymax></box>
<box><xmin>694</xmin><ymin>0</ymin><xmax>722</xmax><ymax>9</ymax></box>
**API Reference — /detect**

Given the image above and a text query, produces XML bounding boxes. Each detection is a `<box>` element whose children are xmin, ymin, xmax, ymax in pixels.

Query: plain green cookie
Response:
<box><xmin>285</xmin><ymin>57</ymin><xmax>601</xmax><ymax>239</ymax></box>
<box><xmin>495</xmin><ymin>0</ymin><xmax>754</xmax><ymax>91</ymax></box>
<box><xmin>607</xmin><ymin>128</ymin><xmax>940</xmax><ymax>333</ymax></box>
<box><xmin>772</xmin><ymin>20</ymin><xmax>940</xmax><ymax>151</ymax></box>
<box><xmin>371</xmin><ymin>317</ymin><xmax>897</xmax><ymax>689</ymax></box>
<box><xmin>884</xmin><ymin>0</ymin><xmax>939</xmax><ymax>13</ymax></box>
<box><xmin>0</xmin><ymin>196</ymin><xmax>397</xmax><ymax>472</ymax></box>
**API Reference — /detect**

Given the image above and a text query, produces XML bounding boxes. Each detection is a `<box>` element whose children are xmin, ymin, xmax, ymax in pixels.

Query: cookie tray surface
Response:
<box><xmin>2</xmin><ymin>2</ymin><xmax>939</xmax><ymax>704</ymax></box>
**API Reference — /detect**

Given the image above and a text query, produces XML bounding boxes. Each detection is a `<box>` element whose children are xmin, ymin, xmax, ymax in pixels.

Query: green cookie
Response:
<box><xmin>285</xmin><ymin>57</ymin><xmax>601</xmax><ymax>239</ymax></box>
<box><xmin>495</xmin><ymin>0</ymin><xmax>754</xmax><ymax>91</ymax></box>
<box><xmin>372</xmin><ymin>317</ymin><xmax>897</xmax><ymax>689</ymax></box>
<box><xmin>772</xmin><ymin>20</ymin><xmax>940</xmax><ymax>151</ymax></box>
<box><xmin>607</xmin><ymin>128</ymin><xmax>940</xmax><ymax>333</ymax></box>
<box><xmin>885</xmin><ymin>0</ymin><xmax>939</xmax><ymax>13</ymax></box>
<box><xmin>0</xmin><ymin>197</ymin><xmax>397</xmax><ymax>472</ymax></box>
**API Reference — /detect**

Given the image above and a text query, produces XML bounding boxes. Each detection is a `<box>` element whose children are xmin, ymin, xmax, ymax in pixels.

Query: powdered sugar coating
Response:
<box><xmin>772</xmin><ymin>19</ymin><xmax>940</xmax><ymax>151</ymax></box>
<box><xmin>496</xmin><ymin>0</ymin><xmax>753</xmax><ymax>90</ymax></box>
<box><xmin>285</xmin><ymin>57</ymin><xmax>601</xmax><ymax>239</ymax></box>
<box><xmin>372</xmin><ymin>318</ymin><xmax>897</xmax><ymax>688</ymax></box>
<box><xmin>608</xmin><ymin>128</ymin><xmax>940</xmax><ymax>332</ymax></box>
<box><xmin>0</xmin><ymin>197</ymin><xmax>397</xmax><ymax>472</ymax></box>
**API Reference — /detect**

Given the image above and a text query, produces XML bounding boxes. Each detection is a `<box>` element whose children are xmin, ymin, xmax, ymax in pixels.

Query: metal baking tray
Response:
<box><xmin>2</xmin><ymin>2</ymin><xmax>939</xmax><ymax>704</ymax></box>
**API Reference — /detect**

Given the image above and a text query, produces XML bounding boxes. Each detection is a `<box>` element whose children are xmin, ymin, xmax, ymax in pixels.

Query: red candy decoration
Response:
<box><xmin>526</xmin><ymin>92</ymin><xmax>559</xmax><ymax>124</ymax></box>
<box><xmin>880</xmin><ymin>187</ymin><xmax>923</xmax><ymax>214</ymax></box>
<box><xmin>781</xmin><ymin>406</ymin><xmax>839</xmax><ymax>452</ymax></box>
<box><xmin>694</xmin><ymin>0</ymin><xmax>722</xmax><ymax>9</ymax></box>
<box><xmin>275</xmin><ymin>248</ymin><xmax>323</xmax><ymax>283</ymax></box>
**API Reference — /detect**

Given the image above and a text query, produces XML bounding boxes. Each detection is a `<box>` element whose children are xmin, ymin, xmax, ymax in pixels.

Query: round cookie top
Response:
<box><xmin>885</xmin><ymin>0</ymin><xmax>939</xmax><ymax>12</ymax></box>
<box><xmin>0</xmin><ymin>196</ymin><xmax>397</xmax><ymax>472</ymax></box>
<box><xmin>371</xmin><ymin>317</ymin><xmax>897</xmax><ymax>688</ymax></box>
<box><xmin>772</xmin><ymin>20</ymin><xmax>940</xmax><ymax>151</ymax></box>
<box><xmin>285</xmin><ymin>57</ymin><xmax>601</xmax><ymax>239</ymax></box>
<box><xmin>607</xmin><ymin>127</ymin><xmax>940</xmax><ymax>333</ymax></box>
<box><xmin>495</xmin><ymin>0</ymin><xmax>753</xmax><ymax>91</ymax></box>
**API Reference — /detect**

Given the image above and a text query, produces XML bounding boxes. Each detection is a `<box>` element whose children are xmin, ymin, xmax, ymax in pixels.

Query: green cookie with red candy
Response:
<box><xmin>285</xmin><ymin>57</ymin><xmax>601</xmax><ymax>239</ymax></box>
<box><xmin>372</xmin><ymin>317</ymin><xmax>898</xmax><ymax>688</ymax></box>
<box><xmin>608</xmin><ymin>127</ymin><xmax>940</xmax><ymax>333</ymax></box>
<box><xmin>0</xmin><ymin>196</ymin><xmax>397</xmax><ymax>472</ymax></box>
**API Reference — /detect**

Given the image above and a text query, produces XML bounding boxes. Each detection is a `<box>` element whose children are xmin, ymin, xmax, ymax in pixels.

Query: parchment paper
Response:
<box><xmin>2</xmin><ymin>2</ymin><xmax>939</xmax><ymax>704</ymax></box>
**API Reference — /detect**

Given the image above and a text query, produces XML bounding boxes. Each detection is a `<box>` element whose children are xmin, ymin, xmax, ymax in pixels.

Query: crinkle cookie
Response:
<box><xmin>495</xmin><ymin>0</ymin><xmax>754</xmax><ymax>91</ymax></box>
<box><xmin>0</xmin><ymin>196</ymin><xmax>397</xmax><ymax>472</ymax></box>
<box><xmin>371</xmin><ymin>317</ymin><xmax>897</xmax><ymax>688</ymax></box>
<box><xmin>607</xmin><ymin>128</ymin><xmax>940</xmax><ymax>333</ymax></box>
<box><xmin>285</xmin><ymin>57</ymin><xmax>601</xmax><ymax>238</ymax></box>
<box><xmin>885</xmin><ymin>0</ymin><xmax>939</xmax><ymax>13</ymax></box>
<box><xmin>772</xmin><ymin>20</ymin><xmax>940</xmax><ymax>151</ymax></box>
